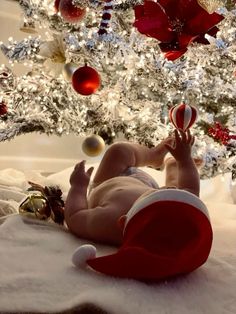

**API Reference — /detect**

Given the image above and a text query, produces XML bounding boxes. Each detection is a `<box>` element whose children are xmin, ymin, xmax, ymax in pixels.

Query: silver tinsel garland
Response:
<box><xmin>0</xmin><ymin>0</ymin><xmax>235</xmax><ymax>180</ymax></box>
<box><xmin>1</xmin><ymin>37</ymin><xmax>42</xmax><ymax>62</ymax></box>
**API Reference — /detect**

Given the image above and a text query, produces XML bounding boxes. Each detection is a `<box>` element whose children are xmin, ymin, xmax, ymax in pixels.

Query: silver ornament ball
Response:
<box><xmin>62</xmin><ymin>62</ymin><xmax>78</xmax><ymax>82</ymax></box>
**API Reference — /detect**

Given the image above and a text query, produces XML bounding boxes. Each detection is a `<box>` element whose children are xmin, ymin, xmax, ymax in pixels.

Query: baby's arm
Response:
<box><xmin>165</xmin><ymin>129</ymin><xmax>200</xmax><ymax>196</ymax></box>
<box><xmin>177</xmin><ymin>156</ymin><xmax>200</xmax><ymax>196</ymax></box>
<box><xmin>64</xmin><ymin>161</ymin><xmax>94</xmax><ymax>234</ymax></box>
<box><xmin>65</xmin><ymin>161</ymin><xmax>120</xmax><ymax>244</ymax></box>
<box><xmin>65</xmin><ymin>161</ymin><xmax>93</xmax><ymax>219</ymax></box>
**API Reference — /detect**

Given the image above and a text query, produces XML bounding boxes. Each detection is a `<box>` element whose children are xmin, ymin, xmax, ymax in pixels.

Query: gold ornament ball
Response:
<box><xmin>19</xmin><ymin>194</ymin><xmax>51</xmax><ymax>220</ymax></box>
<box><xmin>82</xmin><ymin>135</ymin><xmax>105</xmax><ymax>157</ymax></box>
<box><xmin>62</xmin><ymin>62</ymin><xmax>78</xmax><ymax>82</ymax></box>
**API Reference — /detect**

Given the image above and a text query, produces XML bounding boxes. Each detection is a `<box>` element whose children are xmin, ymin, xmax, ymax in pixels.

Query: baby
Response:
<box><xmin>65</xmin><ymin>129</ymin><xmax>202</xmax><ymax>246</ymax></box>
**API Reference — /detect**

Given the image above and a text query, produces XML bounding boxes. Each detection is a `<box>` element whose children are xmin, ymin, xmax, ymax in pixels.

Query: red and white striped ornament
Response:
<box><xmin>169</xmin><ymin>103</ymin><xmax>198</xmax><ymax>132</ymax></box>
<box><xmin>98</xmin><ymin>0</ymin><xmax>113</xmax><ymax>35</ymax></box>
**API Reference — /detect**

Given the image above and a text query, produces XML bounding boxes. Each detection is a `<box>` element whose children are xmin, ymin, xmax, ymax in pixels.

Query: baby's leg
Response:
<box><xmin>164</xmin><ymin>158</ymin><xmax>179</xmax><ymax>188</ymax></box>
<box><xmin>93</xmin><ymin>140</ymin><xmax>172</xmax><ymax>187</ymax></box>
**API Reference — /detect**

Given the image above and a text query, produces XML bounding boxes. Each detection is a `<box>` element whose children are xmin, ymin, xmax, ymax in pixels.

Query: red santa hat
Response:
<box><xmin>72</xmin><ymin>189</ymin><xmax>213</xmax><ymax>281</ymax></box>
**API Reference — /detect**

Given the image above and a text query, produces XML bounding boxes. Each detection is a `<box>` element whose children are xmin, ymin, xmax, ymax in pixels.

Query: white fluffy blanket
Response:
<box><xmin>0</xmin><ymin>166</ymin><xmax>235</xmax><ymax>314</ymax></box>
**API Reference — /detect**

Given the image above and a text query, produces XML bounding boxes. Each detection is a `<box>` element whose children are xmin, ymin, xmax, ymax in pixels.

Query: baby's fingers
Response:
<box><xmin>190</xmin><ymin>135</ymin><xmax>195</xmax><ymax>146</ymax></box>
<box><xmin>178</xmin><ymin>129</ymin><xmax>187</xmax><ymax>142</ymax></box>
<box><xmin>186</xmin><ymin>129</ymin><xmax>195</xmax><ymax>145</ymax></box>
<box><xmin>164</xmin><ymin>143</ymin><xmax>175</xmax><ymax>156</ymax></box>
<box><xmin>75</xmin><ymin>160</ymin><xmax>86</xmax><ymax>169</ymax></box>
<box><xmin>86</xmin><ymin>166</ymin><xmax>94</xmax><ymax>177</ymax></box>
<box><xmin>174</xmin><ymin>129</ymin><xmax>181</xmax><ymax>143</ymax></box>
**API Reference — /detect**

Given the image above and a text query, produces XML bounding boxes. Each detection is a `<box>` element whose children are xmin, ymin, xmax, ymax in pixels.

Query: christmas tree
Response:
<box><xmin>0</xmin><ymin>0</ymin><xmax>235</xmax><ymax>181</ymax></box>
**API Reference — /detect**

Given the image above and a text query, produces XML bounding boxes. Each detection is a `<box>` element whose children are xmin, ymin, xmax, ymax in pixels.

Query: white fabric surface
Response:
<box><xmin>0</xmin><ymin>166</ymin><xmax>235</xmax><ymax>313</ymax></box>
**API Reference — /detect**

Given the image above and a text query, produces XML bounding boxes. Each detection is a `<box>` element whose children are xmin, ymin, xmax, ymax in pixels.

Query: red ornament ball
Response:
<box><xmin>54</xmin><ymin>0</ymin><xmax>61</xmax><ymax>12</ymax></box>
<box><xmin>0</xmin><ymin>100</ymin><xmax>8</xmax><ymax>116</ymax></box>
<box><xmin>59</xmin><ymin>0</ymin><xmax>86</xmax><ymax>23</ymax></box>
<box><xmin>72</xmin><ymin>65</ymin><xmax>101</xmax><ymax>96</ymax></box>
<box><xmin>169</xmin><ymin>103</ymin><xmax>198</xmax><ymax>132</ymax></box>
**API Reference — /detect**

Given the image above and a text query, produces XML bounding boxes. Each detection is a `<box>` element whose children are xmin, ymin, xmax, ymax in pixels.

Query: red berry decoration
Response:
<box><xmin>54</xmin><ymin>0</ymin><xmax>61</xmax><ymax>12</ymax></box>
<box><xmin>208</xmin><ymin>122</ymin><xmax>236</xmax><ymax>146</ymax></box>
<box><xmin>0</xmin><ymin>100</ymin><xmax>8</xmax><ymax>116</ymax></box>
<box><xmin>59</xmin><ymin>0</ymin><xmax>86</xmax><ymax>23</ymax></box>
<box><xmin>169</xmin><ymin>103</ymin><xmax>198</xmax><ymax>132</ymax></box>
<box><xmin>72</xmin><ymin>65</ymin><xmax>101</xmax><ymax>96</ymax></box>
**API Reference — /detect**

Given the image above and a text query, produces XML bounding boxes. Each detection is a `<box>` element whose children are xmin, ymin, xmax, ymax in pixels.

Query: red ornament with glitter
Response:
<box><xmin>98</xmin><ymin>0</ymin><xmax>113</xmax><ymax>35</ymax></box>
<box><xmin>208</xmin><ymin>122</ymin><xmax>236</xmax><ymax>145</ymax></box>
<box><xmin>0</xmin><ymin>100</ymin><xmax>8</xmax><ymax>116</ymax></box>
<box><xmin>59</xmin><ymin>0</ymin><xmax>86</xmax><ymax>23</ymax></box>
<box><xmin>169</xmin><ymin>103</ymin><xmax>198</xmax><ymax>132</ymax></box>
<box><xmin>72</xmin><ymin>65</ymin><xmax>101</xmax><ymax>96</ymax></box>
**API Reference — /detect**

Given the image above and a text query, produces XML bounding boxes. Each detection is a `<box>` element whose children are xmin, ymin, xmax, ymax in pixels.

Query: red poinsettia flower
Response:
<box><xmin>134</xmin><ymin>0</ymin><xmax>224</xmax><ymax>60</ymax></box>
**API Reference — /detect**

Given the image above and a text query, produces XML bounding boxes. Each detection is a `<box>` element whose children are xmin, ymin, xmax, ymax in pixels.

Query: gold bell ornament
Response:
<box><xmin>62</xmin><ymin>62</ymin><xmax>78</xmax><ymax>82</ymax></box>
<box><xmin>19</xmin><ymin>194</ymin><xmax>51</xmax><ymax>220</ymax></box>
<box><xmin>82</xmin><ymin>134</ymin><xmax>105</xmax><ymax>157</ymax></box>
<box><xmin>19</xmin><ymin>182</ymin><xmax>65</xmax><ymax>224</ymax></box>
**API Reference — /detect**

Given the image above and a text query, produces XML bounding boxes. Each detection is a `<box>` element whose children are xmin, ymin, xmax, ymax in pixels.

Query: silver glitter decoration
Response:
<box><xmin>1</xmin><ymin>37</ymin><xmax>42</xmax><ymax>62</ymax></box>
<box><xmin>72</xmin><ymin>0</ymin><xmax>90</xmax><ymax>8</ymax></box>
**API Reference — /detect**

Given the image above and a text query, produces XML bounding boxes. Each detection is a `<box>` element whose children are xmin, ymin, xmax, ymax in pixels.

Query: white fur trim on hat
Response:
<box><xmin>72</xmin><ymin>244</ymin><xmax>97</xmax><ymax>268</ymax></box>
<box><xmin>125</xmin><ymin>189</ymin><xmax>209</xmax><ymax>230</ymax></box>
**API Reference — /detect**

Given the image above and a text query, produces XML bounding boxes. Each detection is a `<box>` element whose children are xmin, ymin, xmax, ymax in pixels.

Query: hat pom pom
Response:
<box><xmin>72</xmin><ymin>244</ymin><xmax>97</xmax><ymax>268</ymax></box>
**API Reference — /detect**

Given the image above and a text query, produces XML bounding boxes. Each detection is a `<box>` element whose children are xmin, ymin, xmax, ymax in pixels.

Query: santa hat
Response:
<box><xmin>72</xmin><ymin>189</ymin><xmax>213</xmax><ymax>281</ymax></box>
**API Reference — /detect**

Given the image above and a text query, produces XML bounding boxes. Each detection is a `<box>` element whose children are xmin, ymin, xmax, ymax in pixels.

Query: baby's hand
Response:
<box><xmin>70</xmin><ymin>160</ymin><xmax>94</xmax><ymax>188</ymax></box>
<box><xmin>165</xmin><ymin>129</ymin><xmax>194</xmax><ymax>162</ymax></box>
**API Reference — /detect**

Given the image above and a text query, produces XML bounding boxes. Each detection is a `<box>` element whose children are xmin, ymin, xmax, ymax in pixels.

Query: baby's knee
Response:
<box><xmin>106</xmin><ymin>142</ymin><xmax>134</xmax><ymax>161</ymax></box>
